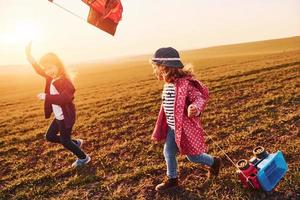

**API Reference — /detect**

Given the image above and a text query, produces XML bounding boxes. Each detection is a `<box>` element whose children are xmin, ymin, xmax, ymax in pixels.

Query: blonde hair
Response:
<box><xmin>39</xmin><ymin>53</ymin><xmax>75</xmax><ymax>81</ymax></box>
<box><xmin>154</xmin><ymin>63</ymin><xmax>195</xmax><ymax>83</ymax></box>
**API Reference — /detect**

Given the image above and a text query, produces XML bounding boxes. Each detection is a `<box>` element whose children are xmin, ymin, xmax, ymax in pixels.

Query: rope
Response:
<box><xmin>50</xmin><ymin>1</ymin><xmax>87</xmax><ymax>22</ymax></box>
<box><xmin>203</xmin><ymin>130</ymin><xmax>256</xmax><ymax>189</ymax></box>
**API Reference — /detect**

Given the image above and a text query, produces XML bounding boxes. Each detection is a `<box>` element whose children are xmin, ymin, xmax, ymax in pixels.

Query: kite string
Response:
<box><xmin>51</xmin><ymin>1</ymin><xmax>87</xmax><ymax>22</ymax></box>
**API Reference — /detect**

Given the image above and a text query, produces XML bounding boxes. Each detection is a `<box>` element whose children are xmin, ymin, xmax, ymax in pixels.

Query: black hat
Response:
<box><xmin>151</xmin><ymin>47</ymin><xmax>184</xmax><ymax>68</ymax></box>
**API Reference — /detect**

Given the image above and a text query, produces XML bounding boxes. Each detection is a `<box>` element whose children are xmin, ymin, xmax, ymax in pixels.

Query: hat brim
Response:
<box><xmin>153</xmin><ymin>60</ymin><xmax>184</xmax><ymax>68</ymax></box>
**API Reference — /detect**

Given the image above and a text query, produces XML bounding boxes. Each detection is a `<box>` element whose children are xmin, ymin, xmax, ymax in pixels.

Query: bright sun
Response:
<box><xmin>4</xmin><ymin>20</ymin><xmax>41</xmax><ymax>45</ymax></box>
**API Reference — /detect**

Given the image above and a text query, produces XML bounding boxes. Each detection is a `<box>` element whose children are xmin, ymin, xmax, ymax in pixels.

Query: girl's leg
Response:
<box><xmin>56</xmin><ymin>120</ymin><xmax>87</xmax><ymax>159</ymax></box>
<box><xmin>163</xmin><ymin>128</ymin><xmax>179</xmax><ymax>178</ymax></box>
<box><xmin>187</xmin><ymin>153</ymin><xmax>222</xmax><ymax>178</ymax></box>
<box><xmin>186</xmin><ymin>153</ymin><xmax>214</xmax><ymax>167</ymax></box>
<box><xmin>45</xmin><ymin>119</ymin><xmax>80</xmax><ymax>145</ymax></box>
<box><xmin>45</xmin><ymin>119</ymin><xmax>61</xmax><ymax>143</ymax></box>
<box><xmin>155</xmin><ymin>128</ymin><xmax>179</xmax><ymax>192</ymax></box>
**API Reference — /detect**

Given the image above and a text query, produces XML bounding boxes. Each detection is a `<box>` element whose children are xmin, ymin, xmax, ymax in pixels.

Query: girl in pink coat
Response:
<box><xmin>151</xmin><ymin>47</ymin><xmax>221</xmax><ymax>192</ymax></box>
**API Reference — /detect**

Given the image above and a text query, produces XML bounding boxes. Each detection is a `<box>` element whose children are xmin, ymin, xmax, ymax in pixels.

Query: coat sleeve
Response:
<box><xmin>45</xmin><ymin>80</ymin><xmax>75</xmax><ymax>105</ymax></box>
<box><xmin>28</xmin><ymin>56</ymin><xmax>49</xmax><ymax>78</ymax></box>
<box><xmin>187</xmin><ymin>81</ymin><xmax>209</xmax><ymax>114</ymax></box>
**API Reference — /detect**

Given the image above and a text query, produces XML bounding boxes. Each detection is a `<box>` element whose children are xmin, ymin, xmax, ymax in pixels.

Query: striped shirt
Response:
<box><xmin>162</xmin><ymin>83</ymin><xmax>176</xmax><ymax>129</ymax></box>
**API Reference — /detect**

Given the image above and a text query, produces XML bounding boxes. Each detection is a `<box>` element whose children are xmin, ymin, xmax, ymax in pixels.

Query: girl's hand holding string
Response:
<box><xmin>188</xmin><ymin>104</ymin><xmax>200</xmax><ymax>117</ymax></box>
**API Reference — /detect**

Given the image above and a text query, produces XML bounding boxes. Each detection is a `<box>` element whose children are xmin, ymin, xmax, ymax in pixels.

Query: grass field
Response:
<box><xmin>0</xmin><ymin>36</ymin><xmax>299</xmax><ymax>200</ymax></box>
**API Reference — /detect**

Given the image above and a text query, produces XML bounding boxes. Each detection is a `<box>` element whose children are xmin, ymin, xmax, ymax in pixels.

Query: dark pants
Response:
<box><xmin>45</xmin><ymin>119</ymin><xmax>86</xmax><ymax>159</ymax></box>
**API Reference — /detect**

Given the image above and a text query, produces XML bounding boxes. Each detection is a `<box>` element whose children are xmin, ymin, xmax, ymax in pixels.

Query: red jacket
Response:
<box><xmin>152</xmin><ymin>76</ymin><xmax>209</xmax><ymax>155</ymax></box>
<box><xmin>32</xmin><ymin>63</ymin><xmax>76</xmax><ymax>128</ymax></box>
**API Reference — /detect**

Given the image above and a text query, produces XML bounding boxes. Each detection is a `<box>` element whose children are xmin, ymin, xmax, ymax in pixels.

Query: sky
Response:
<box><xmin>0</xmin><ymin>0</ymin><xmax>300</xmax><ymax>66</ymax></box>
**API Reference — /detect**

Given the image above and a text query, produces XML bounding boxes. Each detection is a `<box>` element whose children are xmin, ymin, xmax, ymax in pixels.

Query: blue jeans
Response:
<box><xmin>164</xmin><ymin>127</ymin><xmax>214</xmax><ymax>178</ymax></box>
<box><xmin>45</xmin><ymin>119</ymin><xmax>86</xmax><ymax>159</ymax></box>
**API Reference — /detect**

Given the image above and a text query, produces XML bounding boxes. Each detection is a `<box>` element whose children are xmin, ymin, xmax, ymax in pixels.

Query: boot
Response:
<box><xmin>201</xmin><ymin>157</ymin><xmax>222</xmax><ymax>188</ymax></box>
<box><xmin>208</xmin><ymin>156</ymin><xmax>222</xmax><ymax>178</ymax></box>
<box><xmin>155</xmin><ymin>177</ymin><xmax>179</xmax><ymax>192</ymax></box>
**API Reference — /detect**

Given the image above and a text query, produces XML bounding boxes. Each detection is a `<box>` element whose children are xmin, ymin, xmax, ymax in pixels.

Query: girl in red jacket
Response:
<box><xmin>25</xmin><ymin>42</ymin><xmax>91</xmax><ymax>168</ymax></box>
<box><xmin>151</xmin><ymin>47</ymin><xmax>221</xmax><ymax>192</ymax></box>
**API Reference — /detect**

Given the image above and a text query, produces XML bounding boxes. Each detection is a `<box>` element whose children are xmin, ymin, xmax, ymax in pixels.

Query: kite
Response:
<box><xmin>48</xmin><ymin>0</ymin><xmax>123</xmax><ymax>36</ymax></box>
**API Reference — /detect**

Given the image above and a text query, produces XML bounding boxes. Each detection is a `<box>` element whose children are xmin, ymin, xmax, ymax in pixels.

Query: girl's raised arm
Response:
<box><xmin>25</xmin><ymin>42</ymin><xmax>48</xmax><ymax>78</ymax></box>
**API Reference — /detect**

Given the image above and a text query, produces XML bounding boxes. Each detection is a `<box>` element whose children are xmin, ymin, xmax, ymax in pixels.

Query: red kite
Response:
<box><xmin>48</xmin><ymin>0</ymin><xmax>123</xmax><ymax>36</ymax></box>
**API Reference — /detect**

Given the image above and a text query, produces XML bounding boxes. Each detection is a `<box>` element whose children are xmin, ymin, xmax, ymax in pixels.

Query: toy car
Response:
<box><xmin>236</xmin><ymin>146</ymin><xmax>288</xmax><ymax>192</ymax></box>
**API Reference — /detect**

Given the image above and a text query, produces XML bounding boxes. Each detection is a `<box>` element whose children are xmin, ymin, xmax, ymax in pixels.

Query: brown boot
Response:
<box><xmin>201</xmin><ymin>157</ymin><xmax>222</xmax><ymax>188</ymax></box>
<box><xmin>155</xmin><ymin>178</ymin><xmax>179</xmax><ymax>192</ymax></box>
<box><xmin>208</xmin><ymin>157</ymin><xmax>222</xmax><ymax>178</ymax></box>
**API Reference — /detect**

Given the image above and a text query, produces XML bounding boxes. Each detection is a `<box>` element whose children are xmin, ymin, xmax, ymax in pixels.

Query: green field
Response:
<box><xmin>0</xmin><ymin>36</ymin><xmax>299</xmax><ymax>200</ymax></box>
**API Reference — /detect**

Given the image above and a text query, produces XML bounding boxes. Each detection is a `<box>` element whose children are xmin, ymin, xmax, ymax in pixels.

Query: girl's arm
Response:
<box><xmin>25</xmin><ymin>42</ymin><xmax>48</xmax><ymax>78</ymax></box>
<box><xmin>187</xmin><ymin>81</ymin><xmax>209</xmax><ymax>116</ymax></box>
<box><xmin>45</xmin><ymin>80</ymin><xmax>75</xmax><ymax>105</ymax></box>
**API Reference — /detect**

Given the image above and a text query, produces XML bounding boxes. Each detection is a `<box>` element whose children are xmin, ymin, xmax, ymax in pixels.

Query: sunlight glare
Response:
<box><xmin>4</xmin><ymin>20</ymin><xmax>41</xmax><ymax>45</ymax></box>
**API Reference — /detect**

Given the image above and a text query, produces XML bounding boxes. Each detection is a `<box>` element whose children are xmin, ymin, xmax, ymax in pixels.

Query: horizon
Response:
<box><xmin>1</xmin><ymin>35</ymin><xmax>299</xmax><ymax>68</ymax></box>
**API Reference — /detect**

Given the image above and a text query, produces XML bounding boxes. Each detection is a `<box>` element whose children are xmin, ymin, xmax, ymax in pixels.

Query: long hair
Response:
<box><xmin>39</xmin><ymin>53</ymin><xmax>74</xmax><ymax>81</ymax></box>
<box><xmin>154</xmin><ymin>63</ymin><xmax>195</xmax><ymax>83</ymax></box>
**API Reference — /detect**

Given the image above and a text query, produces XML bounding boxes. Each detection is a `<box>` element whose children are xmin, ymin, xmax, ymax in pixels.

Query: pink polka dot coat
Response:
<box><xmin>152</xmin><ymin>76</ymin><xmax>209</xmax><ymax>155</ymax></box>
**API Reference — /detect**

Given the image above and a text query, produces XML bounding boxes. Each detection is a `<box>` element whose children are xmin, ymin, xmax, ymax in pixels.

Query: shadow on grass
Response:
<box><xmin>153</xmin><ymin>186</ymin><xmax>210</xmax><ymax>200</ymax></box>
